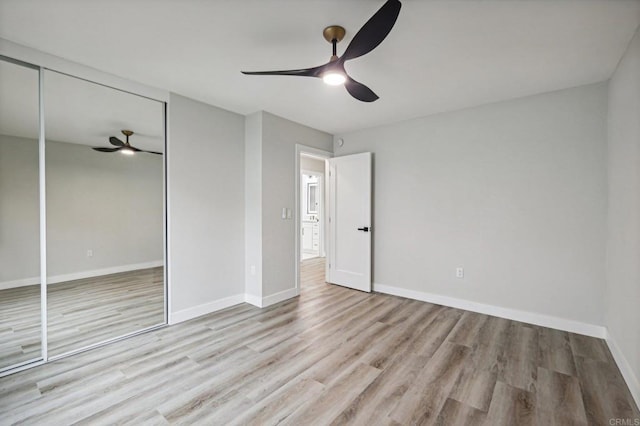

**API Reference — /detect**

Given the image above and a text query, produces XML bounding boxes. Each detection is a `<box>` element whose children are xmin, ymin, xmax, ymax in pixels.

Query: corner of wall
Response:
<box><xmin>244</xmin><ymin>112</ymin><xmax>263</xmax><ymax>303</ymax></box>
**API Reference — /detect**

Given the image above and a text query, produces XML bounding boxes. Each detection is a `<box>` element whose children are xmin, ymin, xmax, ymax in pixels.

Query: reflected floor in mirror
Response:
<box><xmin>0</xmin><ymin>285</ymin><xmax>41</xmax><ymax>369</ymax></box>
<box><xmin>0</xmin><ymin>267</ymin><xmax>164</xmax><ymax>366</ymax></box>
<box><xmin>47</xmin><ymin>267</ymin><xmax>164</xmax><ymax>356</ymax></box>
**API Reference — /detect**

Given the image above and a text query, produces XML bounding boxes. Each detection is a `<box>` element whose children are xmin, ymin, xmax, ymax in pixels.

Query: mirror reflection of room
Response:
<box><xmin>300</xmin><ymin>155</ymin><xmax>325</xmax><ymax>262</ymax></box>
<box><xmin>0</xmin><ymin>58</ymin><xmax>42</xmax><ymax>371</ymax></box>
<box><xmin>44</xmin><ymin>70</ymin><xmax>165</xmax><ymax>357</ymax></box>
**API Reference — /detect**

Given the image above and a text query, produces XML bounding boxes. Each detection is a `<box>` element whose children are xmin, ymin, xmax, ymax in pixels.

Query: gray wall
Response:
<box><xmin>0</xmin><ymin>135</ymin><xmax>39</xmax><ymax>284</ymax></box>
<box><xmin>261</xmin><ymin>112</ymin><xmax>333</xmax><ymax>297</ymax></box>
<box><xmin>244</xmin><ymin>112</ymin><xmax>263</xmax><ymax>301</ymax></box>
<box><xmin>244</xmin><ymin>112</ymin><xmax>332</xmax><ymax>302</ymax></box>
<box><xmin>168</xmin><ymin>93</ymin><xmax>245</xmax><ymax>314</ymax></box>
<box><xmin>0</xmin><ymin>134</ymin><xmax>163</xmax><ymax>285</ymax></box>
<box><xmin>334</xmin><ymin>83</ymin><xmax>608</xmax><ymax>326</ymax></box>
<box><xmin>606</xmin><ymin>26</ymin><xmax>640</xmax><ymax>398</ymax></box>
<box><xmin>300</xmin><ymin>156</ymin><xmax>325</xmax><ymax>173</ymax></box>
<box><xmin>46</xmin><ymin>139</ymin><xmax>163</xmax><ymax>277</ymax></box>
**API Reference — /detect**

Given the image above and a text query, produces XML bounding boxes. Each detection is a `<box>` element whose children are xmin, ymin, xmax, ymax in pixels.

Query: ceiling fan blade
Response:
<box><xmin>140</xmin><ymin>150</ymin><xmax>163</xmax><ymax>155</ymax></box>
<box><xmin>109</xmin><ymin>136</ymin><xmax>125</xmax><ymax>146</ymax></box>
<box><xmin>341</xmin><ymin>0</ymin><xmax>402</xmax><ymax>62</ymax></box>
<box><xmin>344</xmin><ymin>76</ymin><xmax>379</xmax><ymax>102</ymax></box>
<box><xmin>241</xmin><ymin>64</ymin><xmax>327</xmax><ymax>78</ymax></box>
<box><xmin>93</xmin><ymin>147</ymin><xmax>120</xmax><ymax>152</ymax></box>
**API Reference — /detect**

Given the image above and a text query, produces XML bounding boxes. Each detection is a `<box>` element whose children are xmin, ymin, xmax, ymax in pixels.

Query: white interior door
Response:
<box><xmin>327</xmin><ymin>152</ymin><xmax>372</xmax><ymax>292</ymax></box>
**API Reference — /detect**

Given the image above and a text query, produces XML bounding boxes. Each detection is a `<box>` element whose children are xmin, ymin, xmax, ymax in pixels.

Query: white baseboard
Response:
<box><xmin>0</xmin><ymin>260</ymin><xmax>164</xmax><ymax>290</ymax></box>
<box><xmin>169</xmin><ymin>293</ymin><xmax>245</xmax><ymax>324</ymax></box>
<box><xmin>244</xmin><ymin>293</ymin><xmax>262</xmax><ymax>308</ymax></box>
<box><xmin>0</xmin><ymin>276</ymin><xmax>40</xmax><ymax>290</ymax></box>
<box><xmin>606</xmin><ymin>330</ymin><xmax>640</xmax><ymax>409</ymax></box>
<box><xmin>373</xmin><ymin>283</ymin><xmax>607</xmax><ymax>338</ymax></box>
<box><xmin>169</xmin><ymin>288</ymin><xmax>298</xmax><ymax>324</ymax></box>
<box><xmin>261</xmin><ymin>287</ymin><xmax>299</xmax><ymax>308</ymax></box>
<box><xmin>244</xmin><ymin>288</ymin><xmax>299</xmax><ymax>308</ymax></box>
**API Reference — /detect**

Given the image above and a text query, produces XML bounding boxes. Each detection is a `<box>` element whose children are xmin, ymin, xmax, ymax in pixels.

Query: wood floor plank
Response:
<box><xmin>538</xmin><ymin>326</ymin><xmax>577</xmax><ymax>377</ymax></box>
<box><xmin>389</xmin><ymin>342</ymin><xmax>471</xmax><ymax>425</ymax></box>
<box><xmin>574</xmin><ymin>355</ymin><xmax>640</xmax><ymax>425</ymax></box>
<box><xmin>0</xmin><ymin>257</ymin><xmax>638</xmax><ymax>425</ymax></box>
<box><xmin>498</xmin><ymin>321</ymin><xmax>539</xmax><ymax>392</ymax></box>
<box><xmin>434</xmin><ymin>398</ymin><xmax>487</xmax><ymax>426</ymax></box>
<box><xmin>281</xmin><ymin>362</ymin><xmax>382</xmax><ymax>426</ymax></box>
<box><xmin>534</xmin><ymin>367</ymin><xmax>588</xmax><ymax>426</ymax></box>
<box><xmin>484</xmin><ymin>381</ymin><xmax>536</xmax><ymax>426</ymax></box>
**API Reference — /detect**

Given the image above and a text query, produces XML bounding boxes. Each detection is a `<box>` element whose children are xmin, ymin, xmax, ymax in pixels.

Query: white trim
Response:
<box><xmin>169</xmin><ymin>294</ymin><xmax>245</xmax><ymax>324</ymax></box>
<box><xmin>294</xmin><ymin>144</ymin><xmax>332</xmax><ymax>294</ymax></box>
<box><xmin>0</xmin><ymin>276</ymin><xmax>40</xmax><ymax>290</ymax></box>
<box><xmin>38</xmin><ymin>65</ymin><xmax>48</xmax><ymax>361</ymax></box>
<box><xmin>0</xmin><ymin>359</ymin><xmax>45</xmax><ymax>378</ymax></box>
<box><xmin>0</xmin><ymin>261</ymin><xmax>164</xmax><ymax>290</ymax></box>
<box><xmin>163</xmin><ymin>100</ymin><xmax>169</xmax><ymax>327</ymax></box>
<box><xmin>373</xmin><ymin>283</ymin><xmax>607</xmax><ymax>338</ymax></box>
<box><xmin>244</xmin><ymin>293</ymin><xmax>263</xmax><ymax>308</ymax></box>
<box><xmin>48</xmin><ymin>261</ymin><xmax>164</xmax><ymax>285</ymax></box>
<box><xmin>606</xmin><ymin>330</ymin><xmax>640</xmax><ymax>409</ymax></box>
<box><xmin>261</xmin><ymin>288</ymin><xmax>299</xmax><ymax>308</ymax></box>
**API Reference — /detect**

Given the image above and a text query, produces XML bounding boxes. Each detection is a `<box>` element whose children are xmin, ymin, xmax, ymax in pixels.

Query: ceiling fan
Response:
<box><xmin>241</xmin><ymin>0</ymin><xmax>402</xmax><ymax>102</ymax></box>
<box><xmin>92</xmin><ymin>130</ymin><xmax>162</xmax><ymax>155</ymax></box>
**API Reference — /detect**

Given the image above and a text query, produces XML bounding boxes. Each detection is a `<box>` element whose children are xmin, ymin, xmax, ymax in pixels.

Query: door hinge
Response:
<box><xmin>329</xmin><ymin>217</ymin><xmax>331</xmax><ymax>223</ymax></box>
<box><xmin>329</xmin><ymin>263</ymin><xmax>331</xmax><ymax>268</ymax></box>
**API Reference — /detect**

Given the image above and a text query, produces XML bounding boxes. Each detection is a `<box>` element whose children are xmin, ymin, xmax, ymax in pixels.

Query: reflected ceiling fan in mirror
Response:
<box><xmin>92</xmin><ymin>130</ymin><xmax>162</xmax><ymax>155</ymax></box>
<box><xmin>241</xmin><ymin>0</ymin><xmax>402</xmax><ymax>102</ymax></box>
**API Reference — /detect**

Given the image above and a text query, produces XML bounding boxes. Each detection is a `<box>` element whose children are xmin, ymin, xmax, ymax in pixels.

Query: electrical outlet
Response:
<box><xmin>456</xmin><ymin>267</ymin><xmax>464</xmax><ymax>278</ymax></box>
<box><xmin>87</xmin><ymin>249</ymin><xmax>93</xmax><ymax>258</ymax></box>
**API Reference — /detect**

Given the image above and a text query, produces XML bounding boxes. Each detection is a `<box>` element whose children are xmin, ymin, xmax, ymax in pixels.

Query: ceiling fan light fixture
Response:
<box><xmin>322</xmin><ymin>71</ymin><xmax>346</xmax><ymax>86</ymax></box>
<box><xmin>121</xmin><ymin>147</ymin><xmax>135</xmax><ymax>155</ymax></box>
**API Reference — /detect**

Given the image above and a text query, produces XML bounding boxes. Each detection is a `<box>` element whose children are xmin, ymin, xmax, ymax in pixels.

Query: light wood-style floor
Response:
<box><xmin>0</xmin><ymin>267</ymin><xmax>164</xmax><ymax>368</ymax></box>
<box><xmin>0</xmin><ymin>258</ymin><xmax>638</xmax><ymax>425</ymax></box>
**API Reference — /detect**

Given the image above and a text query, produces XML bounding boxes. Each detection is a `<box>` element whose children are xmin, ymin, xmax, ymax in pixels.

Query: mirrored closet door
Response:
<box><xmin>0</xmin><ymin>58</ymin><xmax>42</xmax><ymax>371</ymax></box>
<box><xmin>44</xmin><ymin>70</ymin><xmax>165</xmax><ymax>357</ymax></box>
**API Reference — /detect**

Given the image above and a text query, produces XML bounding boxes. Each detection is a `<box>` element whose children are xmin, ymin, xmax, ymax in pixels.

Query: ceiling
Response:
<box><xmin>0</xmin><ymin>60</ymin><xmax>164</xmax><ymax>152</ymax></box>
<box><xmin>0</xmin><ymin>0</ymin><xmax>639</xmax><ymax>135</ymax></box>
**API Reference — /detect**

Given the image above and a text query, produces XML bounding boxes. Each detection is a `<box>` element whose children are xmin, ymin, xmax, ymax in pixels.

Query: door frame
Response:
<box><xmin>294</xmin><ymin>144</ymin><xmax>332</xmax><ymax>293</ymax></box>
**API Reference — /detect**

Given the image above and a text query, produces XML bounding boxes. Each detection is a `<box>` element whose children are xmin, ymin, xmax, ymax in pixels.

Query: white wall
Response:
<box><xmin>335</xmin><ymin>83</ymin><xmax>608</xmax><ymax>329</ymax></box>
<box><xmin>606</xmin><ymin>26</ymin><xmax>640</xmax><ymax>405</ymax></box>
<box><xmin>168</xmin><ymin>93</ymin><xmax>245</xmax><ymax>321</ymax></box>
<box><xmin>0</xmin><ymin>134</ymin><xmax>163</xmax><ymax>287</ymax></box>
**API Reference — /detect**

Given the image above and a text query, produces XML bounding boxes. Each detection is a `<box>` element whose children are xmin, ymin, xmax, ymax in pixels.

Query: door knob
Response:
<box><xmin>357</xmin><ymin>227</ymin><xmax>369</xmax><ymax>232</ymax></box>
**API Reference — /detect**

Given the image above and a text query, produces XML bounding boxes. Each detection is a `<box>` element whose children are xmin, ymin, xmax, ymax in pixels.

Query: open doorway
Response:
<box><xmin>296</xmin><ymin>147</ymin><xmax>331</xmax><ymax>293</ymax></box>
<box><xmin>301</xmin><ymin>168</ymin><xmax>324</xmax><ymax>260</ymax></box>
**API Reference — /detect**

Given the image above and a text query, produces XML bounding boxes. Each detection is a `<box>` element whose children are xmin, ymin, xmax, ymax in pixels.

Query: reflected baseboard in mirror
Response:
<box><xmin>47</xmin><ymin>267</ymin><xmax>164</xmax><ymax>357</ymax></box>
